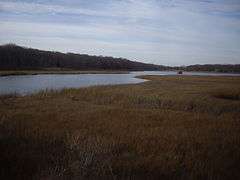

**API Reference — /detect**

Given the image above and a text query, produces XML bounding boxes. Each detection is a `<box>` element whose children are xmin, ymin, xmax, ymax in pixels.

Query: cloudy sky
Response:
<box><xmin>0</xmin><ymin>0</ymin><xmax>240</xmax><ymax>65</ymax></box>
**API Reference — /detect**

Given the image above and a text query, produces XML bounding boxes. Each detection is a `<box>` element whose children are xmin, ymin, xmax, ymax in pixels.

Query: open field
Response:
<box><xmin>0</xmin><ymin>70</ymin><xmax>129</xmax><ymax>76</ymax></box>
<box><xmin>0</xmin><ymin>75</ymin><xmax>240</xmax><ymax>179</ymax></box>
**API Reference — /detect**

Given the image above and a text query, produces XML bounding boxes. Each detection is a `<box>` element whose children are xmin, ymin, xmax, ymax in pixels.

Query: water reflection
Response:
<box><xmin>0</xmin><ymin>71</ymin><xmax>239</xmax><ymax>95</ymax></box>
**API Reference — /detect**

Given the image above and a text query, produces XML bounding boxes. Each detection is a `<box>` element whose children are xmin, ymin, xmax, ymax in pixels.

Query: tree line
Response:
<box><xmin>0</xmin><ymin>44</ymin><xmax>239</xmax><ymax>73</ymax></box>
<box><xmin>0</xmin><ymin>44</ymin><xmax>168</xmax><ymax>71</ymax></box>
<box><xmin>182</xmin><ymin>64</ymin><xmax>240</xmax><ymax>73</ymax></box>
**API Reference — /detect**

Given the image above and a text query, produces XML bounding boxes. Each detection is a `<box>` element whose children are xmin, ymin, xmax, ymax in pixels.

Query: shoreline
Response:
<box><xmin>0</xmin><ymin>70</ymin><xmax>130</xmax><ymax>76</ymax></box>
<box><xmin>1</xmin><ymin>70</ymin><xmax>240</xmax><ymax>77</ymax></box>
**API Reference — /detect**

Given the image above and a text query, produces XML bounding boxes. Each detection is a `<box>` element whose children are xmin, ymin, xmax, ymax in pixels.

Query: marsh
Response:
<box><xmin>1</xmin><ymin>75</ymin><xmax>240</xmax><ymax>179</ymax></box>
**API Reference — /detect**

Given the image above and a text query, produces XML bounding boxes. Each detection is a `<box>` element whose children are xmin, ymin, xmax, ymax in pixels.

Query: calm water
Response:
<box><xmin>0</xmin><ymin>71</ymin><xmax>239</xmax><ymax>95</ymax></box>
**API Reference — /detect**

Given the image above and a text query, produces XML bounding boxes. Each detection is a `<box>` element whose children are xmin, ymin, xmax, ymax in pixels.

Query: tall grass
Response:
<box><xmin>1</xmin><ymin>76</ymin><xmax>240</xmax><ymax>179</ymax></box>
<box><xmin>212</xmin><ymin>88</ymin><xmax>240</xmax><ymax>101</ymax></box>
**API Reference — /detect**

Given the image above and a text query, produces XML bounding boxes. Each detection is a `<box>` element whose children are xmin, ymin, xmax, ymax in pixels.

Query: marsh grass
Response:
<box><xmin>212</xmin><ymin>88</ymin><xmax>240</xmax><ymax>101</ymax></box>
<box><xmin>0</xmin><ymin>76</ymin><xmax>240</xmax><ymax>179</ymax></box>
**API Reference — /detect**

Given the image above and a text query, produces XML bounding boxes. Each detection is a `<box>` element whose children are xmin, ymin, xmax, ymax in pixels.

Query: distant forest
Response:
<box><xmin>180</xmin><ymin>64</ymin><xmax>240</xmax><ymax>73</ymax></box>
<box><xmin>0</xmin><ymin>44</ymin><xmax>239</xmax><ymax>73</ymax></box>
<box><xmin>0</xmin><ymin>44</ymin><xmax>168</xmax><ymax>71</ymax></box>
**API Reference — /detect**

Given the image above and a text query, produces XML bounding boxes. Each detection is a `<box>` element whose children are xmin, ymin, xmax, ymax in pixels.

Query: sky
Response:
<box><xmin>0</xmin><ymin>0</ymin><xmax>240</xmax><ymax>66</ymax></box>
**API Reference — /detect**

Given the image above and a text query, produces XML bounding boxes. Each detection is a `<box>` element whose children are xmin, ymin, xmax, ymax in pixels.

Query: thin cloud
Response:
<box><xmin>0</xmin><ymin>1</ymin><xmax>158</xmax><ymax>19</ymax></box>
<box><xmin>0</xmin><ymin>0</ymin><xmax>240</xmax><ymax>65</ymax></box>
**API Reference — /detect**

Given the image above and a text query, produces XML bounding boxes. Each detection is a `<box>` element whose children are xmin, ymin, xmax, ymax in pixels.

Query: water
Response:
<box><xmin>0</xmin><ymin>71</ymin><xmax>239</xmax><ymax>95</ymax></box>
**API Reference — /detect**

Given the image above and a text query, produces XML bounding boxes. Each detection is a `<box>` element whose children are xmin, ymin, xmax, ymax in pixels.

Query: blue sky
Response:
<box><xmin>0</xmin><ymin>0</ymin><xmax>240</xmax><ymax>65</ymax></box>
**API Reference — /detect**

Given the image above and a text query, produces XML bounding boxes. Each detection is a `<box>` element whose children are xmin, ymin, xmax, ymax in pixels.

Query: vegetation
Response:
<box><xmin>0</xmin><ymin>70</ymin><xmax>129</xmax><ymax>76</ymax></box>
<box><xmin>181</xmin><ymin>64</ymin><xmax>240</xmax><ymax>73</ymax></box>
<box><xmin>1</xmin><ymin>76</ymin><xmax>240</xmax><ymax>179</ymax></box>
<box><xmin>1</xmin><ymin>44</ymin><xmax>240</xmax><ymax>73</ymax></box>
<box><xmin>0</xmin><ymin>44</ymin><xmax>168</xmax><ymax>71</ymax></box>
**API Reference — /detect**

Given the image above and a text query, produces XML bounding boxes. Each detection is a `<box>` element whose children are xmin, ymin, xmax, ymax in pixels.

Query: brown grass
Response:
<box><xmin>0</xmin><ymin>75</ymin><xmax>240</xmax><ymax>179</ymax></box>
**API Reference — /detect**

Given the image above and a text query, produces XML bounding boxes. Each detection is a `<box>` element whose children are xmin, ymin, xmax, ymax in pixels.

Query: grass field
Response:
<box><xmin>0</xmin><ymin>75</ymin><xmax>240</xmax><ymax>179</ymax></box>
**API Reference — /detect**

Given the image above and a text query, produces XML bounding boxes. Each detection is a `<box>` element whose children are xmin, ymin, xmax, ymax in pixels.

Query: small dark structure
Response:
<box><xmin>178</xmin><ymin>71</ymin><xmax>183</xmax><ymax>75</ymax></box>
